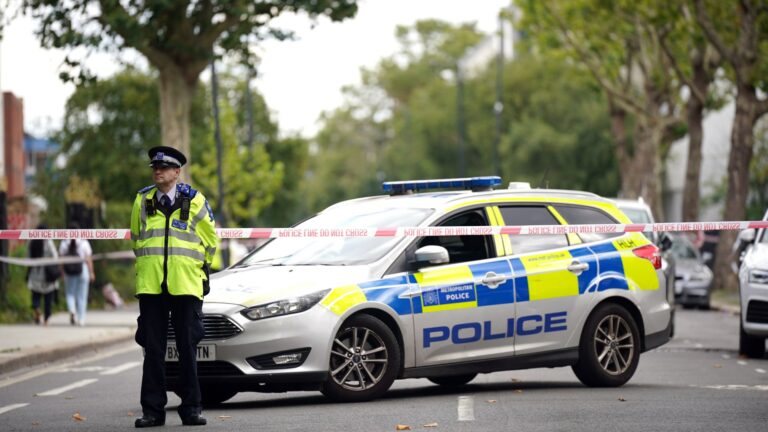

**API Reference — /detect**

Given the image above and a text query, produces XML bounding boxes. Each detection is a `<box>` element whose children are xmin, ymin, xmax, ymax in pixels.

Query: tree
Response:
<box><xmin>693</xmin><ymin>0</ymin><xmax>768</xmax><ymax>290</ymax></box>
<box><xmin>519</xmin><ymin>0</ymin><xmax>686</xmax><ymax>220</ymax></box>
<box><xmin>22</xmin><ymin>0</ymin><xmax>359</xmax><ymax>171</ymax></box>
<box><xmin>54</xmin><ymin>67</ymin><xmax>293</xmax><ymax>226</ymax></box>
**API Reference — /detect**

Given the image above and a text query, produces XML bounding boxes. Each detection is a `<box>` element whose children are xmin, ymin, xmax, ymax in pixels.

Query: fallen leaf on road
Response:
<box><xmin>510</xmin><ymin>378</ymin><xmax>520</xmax><ymax>382</ymax></box>
<box><xmin>64</xmin><ymin>396</ymin><xmax>74</xmax><ymax>400</ymax></box>
<box><xmin>514</xmin><ymin>390</ymin><xmax>523</xmax><ymax>394</ymax></box>
<box><xmin>618</xmin><ymin>397</ymin><xmax>626</xmax><ymax>402</ymax></box>
<box><xmin>713</xmin><ymin>364</ymin><xmax>722</xmax><ymax>368</ymax></box>
<box><xmin>72</xmin><ymin>412</ymin><xmax>86</xmax><ymax>422</ymax></box>
<box><xmin>395</xmin><ymin>425</ymin><xmax>411</xmax><ymax>430</ymax></box>
<box><xmin>218</xmin><ymin>416</ymin><xmax>232</xmax><ymax>420</ymax></box>
<box><xmin>31</xmin><ymin>421</ymin><xmax>40</xmax><ymax>426</ymax></box>
<box><xmin>127</xmin><ymin>411</ymin><xmax>135</xmax><ymax>417</ymax></box>
<box><xmin>486</xmin><ymin>400</ymin><xmax>497</xmax><ymax>404</ymax></box>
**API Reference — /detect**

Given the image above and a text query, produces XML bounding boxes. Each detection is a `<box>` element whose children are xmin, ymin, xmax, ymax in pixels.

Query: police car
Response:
<box><xmin>165</xmin><ymin>177</ymin><xmax>673</xmax><ymax>404</ymax></box>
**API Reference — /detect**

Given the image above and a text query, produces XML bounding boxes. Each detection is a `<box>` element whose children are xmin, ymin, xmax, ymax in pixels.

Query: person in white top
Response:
<box><xmin>59</xmin><ymin>222</ymin><xmax>95</xmax><ymax>325</ymax></box>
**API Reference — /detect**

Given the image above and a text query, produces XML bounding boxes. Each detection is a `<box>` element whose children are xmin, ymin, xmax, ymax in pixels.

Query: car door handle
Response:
<box><xmin>567</xmin><ymin>261</ymin><xmax>589</xmax><ymax>274</ymax></box>
<box><xmin>481</xmin><ymin>271</ymin><xmax>510</xmax><ymax>288</ymax></box>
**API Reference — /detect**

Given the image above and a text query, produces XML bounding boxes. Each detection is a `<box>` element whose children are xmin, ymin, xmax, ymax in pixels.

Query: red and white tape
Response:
<box><xmin>1</xmin><ymin>220</ymin><xmax>767</xmax><ymax>240</ymax></box>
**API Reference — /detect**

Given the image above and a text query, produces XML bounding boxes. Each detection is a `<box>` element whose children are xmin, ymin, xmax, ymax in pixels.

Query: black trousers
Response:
<box><xmin>31</xmin><ymin>291</ymin><xmax>55</xmax><ymax>321</ymax></box>
<box><xmin>136</xmin><ymin>294</ymin><xmax>204</xmax><ymax>420</ymax></box>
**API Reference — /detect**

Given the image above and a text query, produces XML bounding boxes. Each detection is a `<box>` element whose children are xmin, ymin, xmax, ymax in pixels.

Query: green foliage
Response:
<box><xmin>309</xmin><ymin>20</ymin><xmax>618</xmax><ymax>211</ymax></box>
<box><xmin>22</xmin><ymin>0</ymin><xmax>360</xmax><ymax>79</ymax></box>
<box><xmin>748</xmin><ymin>123</ymin><xmax>768</xmax><ymax>219</ymax></box>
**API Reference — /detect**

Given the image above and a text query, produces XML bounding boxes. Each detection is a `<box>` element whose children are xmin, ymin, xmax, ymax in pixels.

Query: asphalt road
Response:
<box><xmin>0</xmin><ymin>308</ymin><xmax>766</xmax><ymax>432</ymax></box>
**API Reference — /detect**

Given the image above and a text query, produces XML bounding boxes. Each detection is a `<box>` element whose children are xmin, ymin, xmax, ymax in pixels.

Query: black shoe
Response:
<box><xmin>135</xmin><ymin>415</ymin><xmax>165</xmax><ymax>428</ymax></box>
<box><xmin>181</xmin><ymin>414</ymin><xmax>207</xmax><ymax>426</ymax></box>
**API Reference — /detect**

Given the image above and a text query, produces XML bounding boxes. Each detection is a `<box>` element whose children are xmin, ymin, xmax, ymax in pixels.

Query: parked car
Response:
<box><xmin>166</xmin><ymin>178</ymin><xmax>673</xmax><ymax>405</ymax></box>
<box><xmin>737</xmin><ymin>209</ymin><xmax>768</xmax><ymax>358</ymax></box>
<box><xmin>669</xmin><ymin>233</ymin><xmax>712</xmax><ymax>309</ymax></box>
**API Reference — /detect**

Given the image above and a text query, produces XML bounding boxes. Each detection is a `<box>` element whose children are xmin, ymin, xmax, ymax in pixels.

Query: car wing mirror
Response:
<box><xmin>658</xmin><ymin>232</ymin><xmax>673</xmax><ymax>252</ymax></box>
<box><xmin>738</xmin><ymin>228</ymin><xmax>756</xmax><ymax>243</ymax></box>
<box><xmin>412</xmin><ymin>245</ymin><xmax>449</xmax><ymax>268</ymax></box>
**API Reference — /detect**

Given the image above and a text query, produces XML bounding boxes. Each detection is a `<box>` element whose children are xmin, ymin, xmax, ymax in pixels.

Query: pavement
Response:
<box><xmin>0</xmin><ymin>304</ymin><xmax>138</xmax><ymax>376</ymax></box>
<box><xmin>0</xmin><ymin>296</ymin><xmax>743</xmax><ymax>378</ymax></box>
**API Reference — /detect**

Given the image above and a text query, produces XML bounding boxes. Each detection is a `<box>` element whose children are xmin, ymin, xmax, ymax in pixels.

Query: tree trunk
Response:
<box><xmin>158</xmin><ymin>66</ymin><xmax>197</xmax><ymax>177</ymax></box>
<box><xmin>609</xmin><ymin>100</ymin><xmax>637</xmax><ymax>196</ymax></box>
<box><xmin>712</xmin><ymin>88</ymin><xmax>758</xmax><ymax>291</ymax></box>
<box><xmin>682</xmin><ymin>92</ymin><xmax>705</xmax><ymax>222</ymax></box>
<box><xmin>634</xmin><ymin>118</ymin><xmax>664</xmax><ymax>220</ymax></box>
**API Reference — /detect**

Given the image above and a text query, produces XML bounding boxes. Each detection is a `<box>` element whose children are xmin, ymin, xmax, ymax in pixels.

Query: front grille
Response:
<box><xmin>746</xmin><ymin>300</ymin><xmax>768</xmax><ymax>324</ymax></box>
<box><xmin>167</xmin><ymin>314</ymin><xmax>242</xmax><ymax>340</ymax></box>
<box><xmin>166</xmin><ymin>361</ymin><xmax>243</xmax><ymax>377</ymax></box>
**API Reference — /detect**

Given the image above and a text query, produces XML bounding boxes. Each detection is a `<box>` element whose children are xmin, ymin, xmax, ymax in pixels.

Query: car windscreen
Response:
<box><xmin>236</xmin><ymin>207</ymin><xmax>433</xmax><ymax>266</ymax></box>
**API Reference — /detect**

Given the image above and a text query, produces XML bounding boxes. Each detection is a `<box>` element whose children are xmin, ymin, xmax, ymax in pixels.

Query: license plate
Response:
<box><xmin>165</xmin><ymin>344</ymin><xmax>216</xmax><ymax>362</ymax></box>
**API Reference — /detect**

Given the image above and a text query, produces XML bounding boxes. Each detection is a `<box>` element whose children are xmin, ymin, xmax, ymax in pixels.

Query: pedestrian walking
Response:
<box><xmin>27</xmin><ymin>224</ymin><xmax>60</xmax><ymax>325</ymax></box>
<box><xmin>59</xmin><ymin>222</ymin><xmax>95</xmax><ymax>326</ymax></box>
<box><xmin>131</xmin><ymin>146</ymin><xmax>219</xmax><ymax>428</ymax></box>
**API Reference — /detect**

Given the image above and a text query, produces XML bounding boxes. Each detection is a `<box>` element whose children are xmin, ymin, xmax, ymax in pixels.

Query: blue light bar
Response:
<box><xmin>382</xmin><ymin>176</ymin><xmax>502</xmax><ymax>194</ymax></box>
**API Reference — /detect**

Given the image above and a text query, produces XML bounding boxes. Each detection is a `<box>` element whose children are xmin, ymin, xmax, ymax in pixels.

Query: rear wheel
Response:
<box><xmin>572</xmin><ymin>303</ymin><xmax>640</xmax><ymax>387</ymax></box>
<box><xmin>739</xmin><ymin>322</ymin><xmax>766</xmax><ymax>359</ymax></box>
<box><xmin>321</xmin><ymin>315</ymin><xmax>400</xmax><ymax>402</ymax></box>
<box><xmin>428</xmin><ymin>374</ymin><xmax>477</xmax><ymax>387</ymax></box>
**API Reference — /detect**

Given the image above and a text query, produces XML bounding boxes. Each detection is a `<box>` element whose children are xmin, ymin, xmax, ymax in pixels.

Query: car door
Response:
<box><xmin>411</xmin><ymin>208</ymin><xmax>516</xmax><ymax>367</ymax></box>
<box><xmin>496</xmin><ymin>204</ymin><xmax>599</xmax><ymax>356</ymax></box>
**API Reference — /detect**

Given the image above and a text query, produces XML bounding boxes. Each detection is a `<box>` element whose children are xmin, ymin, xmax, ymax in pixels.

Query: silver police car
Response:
<box><xmin>165</xmin><ymin>177</ymin><xmax>672</xmax><ymax>404</ymax></box>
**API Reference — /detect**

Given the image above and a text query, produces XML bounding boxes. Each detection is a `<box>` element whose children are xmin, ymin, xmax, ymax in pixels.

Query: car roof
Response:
<box><xmin>324</xmin><ymin>187</ymin><xmax>618</xmax><ymax>214</ymax></box>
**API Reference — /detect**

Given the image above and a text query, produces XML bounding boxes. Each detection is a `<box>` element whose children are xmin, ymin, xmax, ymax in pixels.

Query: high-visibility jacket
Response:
<box><xmin>130</xmin><ymin>183</ymin><xmax>219</xmax><ymax>299</ymax></box>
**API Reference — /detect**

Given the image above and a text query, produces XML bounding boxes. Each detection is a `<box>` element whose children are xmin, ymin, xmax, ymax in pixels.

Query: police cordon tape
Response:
<box><xmin>0</xmin><ymin>220</ymin><xmax>765</xmax><ymax>241</ymax></box>
<box><xmin>2</xmin><ymin>220</ymin><xmax>766</xmax><ymax>267</ymax></box>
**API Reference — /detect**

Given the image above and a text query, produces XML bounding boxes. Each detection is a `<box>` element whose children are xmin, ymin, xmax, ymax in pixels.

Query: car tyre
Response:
<box><xmin>427</xmin><ymin>374</ymin><xmax>477</xmax><ymax>387</ymax></box>
<box><xmin>572</xmin><ymin>303</ymin><xmax>640</xmax><ymax>387</ymax></box>
<box><xmin>321</xmin><ymin>314</ymin><xmax>400</xmax><ymax>402</ymax></box>
<box><xmin>739</xmin><ymin>322</ymin><xmax>766</xmax><ymax>359</ymax></box>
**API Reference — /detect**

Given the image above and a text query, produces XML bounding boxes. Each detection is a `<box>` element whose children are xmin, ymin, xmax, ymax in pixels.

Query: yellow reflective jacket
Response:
<box><xmin>130</xmin><ymin>183</ymin><xmax>219</xmax><ymax>299</ymax></box>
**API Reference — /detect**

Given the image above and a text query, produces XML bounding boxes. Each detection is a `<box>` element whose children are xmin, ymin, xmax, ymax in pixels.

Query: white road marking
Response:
<box><xmin>100</xmin><ymin>361</ymin><xmax>142</xmax><ymax>376</ymax></box>
<box><xmin>36</xmin><ymin>378</ymin><xmax>98</xmax><ymax>396</ymax></box>
<box><xmin>737</xmin><ymin>360</ymin><xmax>748</xmax><ymax>366</ymax></box>
<box><xmin>695</xmin><ymin>384</ymin><xmax>768</xmax><ymax>391</ymax></box>
<box><xmin>457</xmin><ymin>396</ymin><xmax>475</xmax><ymax>421</ymax></box>
<box><xmin>0</xmin><ymin>344</ymin><xmax>137</xmax><ymax>389</ymax></box>
<box><xmin>57</xmin><ymin>366</ymin><xmax>108</xmax><ymax>373</ymax></box>
<box><xmin>756</xmin><ymin>369</ymin><xmax>766</xmax><ymax>374</ymax></box>
<box><xmin>0</xmin><ymin>403</ymin><xmax>29</xmax><ymax>415</ymax></box>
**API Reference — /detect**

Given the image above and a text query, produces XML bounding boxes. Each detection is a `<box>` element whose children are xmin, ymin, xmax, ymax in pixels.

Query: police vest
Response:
<box><xmin>130</xmin><ymin>183</ymin><xmax>219</xmax><ymax>299</ymax></box>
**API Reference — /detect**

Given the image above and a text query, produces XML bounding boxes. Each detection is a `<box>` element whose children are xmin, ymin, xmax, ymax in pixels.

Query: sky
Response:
<box><xmin>0</xmin><ymin>0</ymin><xmax>510</xmax><ymax>138</ymax></box>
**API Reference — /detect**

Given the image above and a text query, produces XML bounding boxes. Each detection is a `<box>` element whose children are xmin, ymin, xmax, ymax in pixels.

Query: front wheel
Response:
<box><xmin>572</xmin><ymin>303</ymin><xmax>641</xmax><ymax>387</ymax></box>
<box><xmin>321</xmin><ymin>315</ymin><xmax>400</xmax><ymax>402</ymax></box>
<box><xmin>739</xmin><ymin>322</ymin><xmax>766</xmax><ymax>359</ymax></box>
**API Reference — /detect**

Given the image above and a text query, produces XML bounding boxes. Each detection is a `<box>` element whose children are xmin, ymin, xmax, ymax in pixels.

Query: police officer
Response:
<box><xmin>131</xmin><ymin>146</ymin><xmax>219</xmax><ymax>428</ymax></box>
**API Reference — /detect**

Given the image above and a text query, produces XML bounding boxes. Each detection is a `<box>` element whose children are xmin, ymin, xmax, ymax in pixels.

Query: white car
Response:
<box><xmin>737</xmin><ymin>209</ymin><xmax>768</xmax><ymax>358</ymax></box>
<box><xmin>164</xmin><ymin>178</ymin><xmax>672</xmax><ymax>404</ymax></box>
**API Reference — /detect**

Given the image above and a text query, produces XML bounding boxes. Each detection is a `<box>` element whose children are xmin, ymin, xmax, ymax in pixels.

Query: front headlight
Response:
<box><xmin>240</xmin><ymin>289</ymin><xmax>331</xmax><ymax>321</ymax></box>
<box><xmin>749</xmin><ymin>269</ymin><xmax>768</xmax><ymax>285</ymax></box>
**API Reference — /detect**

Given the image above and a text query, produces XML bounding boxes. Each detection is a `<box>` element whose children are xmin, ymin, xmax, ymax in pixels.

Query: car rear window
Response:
<box><xmin>554</xmin><ymin>205</ymin><xmax>622</xmax><ymax>243</ymax></box>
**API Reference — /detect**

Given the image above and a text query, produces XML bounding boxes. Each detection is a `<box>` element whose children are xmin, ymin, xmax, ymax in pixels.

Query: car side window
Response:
<box><xmin>554</xmin><ymin>205</ymin><xmax>622</xmax><ymax>243</ymax></box>
<box><xmin>498</xmin><ymin>206</ymin><xmax>569</xmax><ymax>254</ymax></box>
<box><xmin>417</xmin><ymin>209</ymin><xmax>493</xmax><ymax>264</ymax></box>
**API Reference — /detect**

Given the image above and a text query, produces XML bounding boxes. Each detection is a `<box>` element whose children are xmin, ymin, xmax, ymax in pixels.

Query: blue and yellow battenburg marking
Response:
<box><xmin>320</xmin><ymin>233</ymin><xmax>657</xmax><ymax>316</ymax></box>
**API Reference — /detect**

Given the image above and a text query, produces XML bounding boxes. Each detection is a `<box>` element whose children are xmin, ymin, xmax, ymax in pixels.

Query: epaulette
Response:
<box><xmin>176</xmin><ymin>183</ymin><xmax>198</xmax><ymax>199</ymax></box>
<box><xmin>138</xmin><ymin>184</ymin><xmax>156</xmax><ymax>194</ymax></box>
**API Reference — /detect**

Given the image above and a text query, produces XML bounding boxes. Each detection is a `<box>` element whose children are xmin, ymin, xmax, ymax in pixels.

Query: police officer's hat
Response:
<box><xmin>148</xmin><ymin>146</ymin><xmax>187</xmax><ymax>168</ymax></box>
